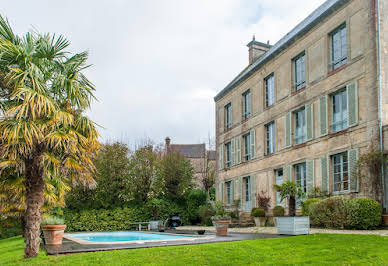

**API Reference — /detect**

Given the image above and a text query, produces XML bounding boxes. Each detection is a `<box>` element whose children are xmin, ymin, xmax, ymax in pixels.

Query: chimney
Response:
<box><xmin>247</xmin><ymin>35</ymin><xmax>271</xmax><ymax>64</ymax></box>
<box><xmin>165</xmin><ymin>136</ymin><xmax>171</xmax><ymax>149</ymax></box>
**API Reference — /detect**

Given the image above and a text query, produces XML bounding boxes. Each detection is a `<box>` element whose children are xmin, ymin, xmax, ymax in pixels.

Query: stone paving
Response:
<box><xmin>177</xmin><ymin>226</ymin><xmax>388</xmax><ymax>236</ymax></box>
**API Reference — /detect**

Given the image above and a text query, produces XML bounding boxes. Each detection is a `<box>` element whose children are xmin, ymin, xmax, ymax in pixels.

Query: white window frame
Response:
<box><xmin>242</xmin><ymin>90</ymin><xmax>251</xmax><ymax>119</ymax></box>
<box><xmin>331</xmin><ymin>152</ymin><xmax>349</xmax><ymax>193</ymax></box>
<box><xmin>266</xmin><ymin>121</ymin><xmax>275</xmax><ymax>154</ymax></box>
<box><xmin>294</xmin><ymin>108</ymin><xmax>306</xmax><ymax>144</ymax></box>
<box><xmin>225</xmin><ymin>142</ymin><xmax>232</xmax><ymax>168</ymax></box>
<box><xmin>225</xmin><ymin>103</ymin><xmax>232</xmax><ymax>129</ymax></box>
<box><xmin>293</xmin><ymin>52</ymin><xmax>306</xmax><ymax>91</ymax></box>
<box><xmin>275</xmin><ymin>169</ymin><xmax>284</xmax><ymax>206</ymax></box>
<box><xmin>226</xmin><ymin>181</ymin><xmax>232</xmax><ymax>205</ymax></box>
<box><xmin>265</xmin><ymin>74</ymin><xmax>275</xmax><ymax>107</ymax></box>
<box><xmin>331</xmin><ymin>89</ymin><xmax>348</xmax><ymax>133</ymax></box>
<box><xmin>243</xmin><ymin>133</ymin><xmax>251</xmax><ymax>161</ymax></box>
<box><xmin>294</xmin><ymin>163</ymin><xmax>307</xmax><ymax>193</ymax></box>
<box><xmin>330</xmin><ymin>24</ymin><xmax>347</xmax><ymax>70</ymax></box>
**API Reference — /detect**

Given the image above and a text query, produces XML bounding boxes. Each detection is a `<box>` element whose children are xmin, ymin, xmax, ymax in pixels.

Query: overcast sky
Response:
<box><xmin>1</xmin><ymin>0</ymin><xmax>325</xmax><ymax>148</ymax></box>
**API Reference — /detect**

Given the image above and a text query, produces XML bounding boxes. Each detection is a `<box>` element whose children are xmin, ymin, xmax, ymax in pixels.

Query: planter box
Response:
<box><xmin>41</xmin><ymin>225</ymin><xmax>66</xmax><ymax>245</ymax></box>
<box><xmin>254</xmin><ymin>217</ymin><xmax>266</xmax><ymax>227</ymax></box>
<box><xmin>276</xmin><ymin>216</ymin><xmax>309</xmax><ymax>235</ymax></box>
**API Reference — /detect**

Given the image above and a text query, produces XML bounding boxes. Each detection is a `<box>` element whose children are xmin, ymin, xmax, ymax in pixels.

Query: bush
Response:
<box><xmin>345</xmin><ymin>198</ymin><xmax>382</xmax><ymax>230</ymax></box>
<box><xmin>185</xmin><ymin>189</ymin><xmax>208</xmax><ymax>224</ymax></box>
<box><xmin>204</xmin><ymin>217</ymin><xmax>213</xmax><ymax>226</ymax></box>
<box><xmin>41</xmin><ymin>215</ymin><xmax>65</xmax><ymax>225</ymax></box>
<box><xmin>301</xmin><ymin>198</ymin><xmax>321</xmax><ymax>216</ymax></box>
<box><xmin>198</xmin><ymin>204</ymin><xmax>215</xmax><ymax>224</ymax></box>
<box><xmin>251</xmin><ymin>208</ymin><xmax>265</xmax><ymax>217</ymax></box>
<box><xmin>309</xmin><ymin>196</ymin><xmax>349</xmax><ymax>229</ymax></box>
<box><xmin>272</xmin><ymin>206</ymin><xmax>285</xmax><ymax>217</ymax></box>
<box><xmin>0</xmin><ymin>218</ymin><xmax>22</xmax><ymax>239</ymax></box>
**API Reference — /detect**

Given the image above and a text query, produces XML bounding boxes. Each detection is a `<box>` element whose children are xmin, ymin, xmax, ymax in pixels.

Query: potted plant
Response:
<box><xmin>251</xmin><ymin>208</ymin><xmax>266</xmax><ymax>227</ymax></box>
<box><xmin>274</xmin><ymin>181</ymin><xmax>309</xmax><ymax>235</ymax></box>
<box><xmin>272</xmin><ymin>206</ymin><xmax>285</xmax><ymax>227</ymax></box>
<box><xmin>211</xmin><ymin>201</ymin><xmax>231</xmax><ymax>236</ymax></box>
<box><xmin>40</xmin><ymin>215</ymin><xmax>66</xmax><ymax>245</ymax></box>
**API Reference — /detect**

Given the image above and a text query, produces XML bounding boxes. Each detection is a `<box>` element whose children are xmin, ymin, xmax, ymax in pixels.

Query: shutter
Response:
<box><xmin>347</xmin><ymin>82</ymin><xmax>358</xmax><ymax>127</ymax></box>
<box><xmin>231</xmin><ymin>180</ymin><xmax>235</xmax><ymax>203</ymax></box>
<box><xmin>319</xmin><ymin>95</ymin><xmax>328</xmax><ymax>136</ymax></box>
<box><xmin>348</xmin><ymin>148</ymin><xmax>359</xmax><ymax>192</ymax></box>
<box><xmin>306</xmin><ymin>160</ymin><xmax>315</xmax><ymax>194</ymax></box>
<box><xmin>219</xmin><ymin>144</ymin><xmax>224</xmax><ymax>170</ymax></box>
<box><xmin>251</xmin><ymin>175</ymin><xmax>256</xmax><ymax>208</ymax></box>
<box><xmin>230</xmin><ymin>104</ymin><xmax>233</xmax><ymax>127</ymax></box>
<box><xmin>320</xmin><ymin>155</ymin><xmax>329</xmax><ymax>192</ymax></box>
<box><xmin>250</xmin><ymin>129</ymin><xmax>256</xmax><ymax>159</ymax></box>
<box><xmin>238</xmin><ymin>177</ymin><xmax>242</xmax><ymax>210</ymax></box>
<box><xmin>284</xmin><ymin>165</ymin><xmax>292</xmax><ymax>181</ymax></box>
<box><xmin>221</xmin><ymin>182</ymin><xmax>224</xmax><ymax>203</ymax></box>
<box><xmin>217</xmin><ymin>182</ymin><xmax>221</xmax><ymax>201</ymax></box>
<box><xmin>285</xmin><ymin>112</ymin><xmax>292</xmax><ymax>147</ymax></box>
<box><xmin>237</xmin><ymin>136</ymin><xmax>241</xmax><ymax>164</ymax></box>
<box><xmin>231</xmin><ymin>139</ymin><xmax>235</xmax><ymax>166</ymax></box>
<box><xmin>306</xmin><ymin>103</ymin><xmax>314</xmax><ymax>141</ymax></box>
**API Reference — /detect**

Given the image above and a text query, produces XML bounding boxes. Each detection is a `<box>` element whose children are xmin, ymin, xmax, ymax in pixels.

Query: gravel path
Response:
<box><xmin>177</xmin><ymin>226</ymin><xmax>388</xmax><ymax>236</ymax></box>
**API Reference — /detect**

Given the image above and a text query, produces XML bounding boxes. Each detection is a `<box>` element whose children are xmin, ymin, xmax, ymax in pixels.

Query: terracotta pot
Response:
<box><xmin>382</xmin><ymin>214</ymin><xmax>388</xmax><ymax>226</ymax></box>
<box><xmin>41</xmin><ymin>224</ymin><xmax>66</xmax><ymax>245</ymax></box>
<box><xmin>213</xmin><ymin>220</ymin><xmax>230</xmax><ymax>236</ymax></box>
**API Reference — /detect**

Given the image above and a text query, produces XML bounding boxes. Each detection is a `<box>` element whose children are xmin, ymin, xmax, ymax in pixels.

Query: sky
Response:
<box><xmin>0</xmin><ymin>0</ymin><xmax>325</xmax><ymax>149</ymax></box>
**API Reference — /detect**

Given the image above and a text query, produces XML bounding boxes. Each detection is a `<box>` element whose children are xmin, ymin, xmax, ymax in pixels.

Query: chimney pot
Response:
<box><xmin>247</xmin><ymin>37</ymin><xmax>271</xmax><ymax>64</ymax></box>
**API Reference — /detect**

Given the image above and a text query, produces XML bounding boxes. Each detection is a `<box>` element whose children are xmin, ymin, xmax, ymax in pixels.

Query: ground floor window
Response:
<box><xmin>226</xmin><ymin>181</ymin><xmax>232</xmax><ymax>205</ymax></box>
<box><xmin>294</xmin><ymin>163</ymin><xmax>307</xmax><ymax>193</ymax></box>
<box><xmin>332</xmin><ymin>152</ymin><xmax>349</xmax><ymax>193</ymax></box>
<box><xmin>275</xmin><ymin>169</ymin><xmax>283</xmax><ymax>206</ymax></box>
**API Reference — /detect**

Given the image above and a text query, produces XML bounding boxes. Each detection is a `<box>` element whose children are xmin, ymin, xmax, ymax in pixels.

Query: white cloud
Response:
<box><xmin>0</xmin><ymin>0</ymin><xmax>325</xmax><ymax>146</ymax></box>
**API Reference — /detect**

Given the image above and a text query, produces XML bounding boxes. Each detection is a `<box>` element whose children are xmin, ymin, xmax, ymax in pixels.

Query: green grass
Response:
<box><xmin>1</xmin><ymin>234</ymin><xmax>387</xmax><ymax>265</ymax></box>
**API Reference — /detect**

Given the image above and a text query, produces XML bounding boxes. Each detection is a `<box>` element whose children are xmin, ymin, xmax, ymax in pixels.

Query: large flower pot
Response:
<box><xmin>254</xmin><ymin>217</ymin><xmax>266</xmax><ymax>227</ymax></box>
<box><xmin>276</xmin><ymin>216</ymin><xmax>309</xmax><ymax>235</ymax></box>
<box><xmin>383</xmin><ymin>214</ymin><xmax>388</xmax><ymax>226</ymax></box>
<box><xmin>214</xmin><ymin>220</ymin><xmax>230</xmax><ymax>236</ymax></box>
<box><xmin>41</xmin><ymin>225</ymin><xmax>66</xmax><ymax>245</ymax></box>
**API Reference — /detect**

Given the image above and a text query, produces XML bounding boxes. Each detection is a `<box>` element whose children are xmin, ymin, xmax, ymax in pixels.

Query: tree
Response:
<box><xmin>128</xmin><ymin>146</ymin><xmax>157</xmax><ymax>204</ymax></box>
<box><xmin>156</xmin><ymin>152</ymin><xmax>193</xmax><ymax>200</ymax></box>
<box><xmin>0</xmin><ymin>16</ymin><xmax>99</xmax><ymax>257</ymax></box>
<box><xmin>274</xmin><ymin>181</ymin><xmax>305</xmax><ymax>216</ymax></box>
<box><xmin>200</xmin><ymin>159</ymin><xmax>215</xmax><ymax>193</ymax></box>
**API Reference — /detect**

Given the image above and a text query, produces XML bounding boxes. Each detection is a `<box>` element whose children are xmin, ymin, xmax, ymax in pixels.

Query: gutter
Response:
<box><xmin>376</xmin><ymin>0</ymin><xmax>386</xmax><ymax>210</ymax></box>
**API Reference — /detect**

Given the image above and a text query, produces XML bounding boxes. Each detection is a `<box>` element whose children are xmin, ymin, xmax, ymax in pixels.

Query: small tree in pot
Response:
<box><xmin>41</xmin><ymin>215</ymin><xmax>66</xmax><ymax>245</ymax></box>
<box><xmin>251</xmin><ymin>208</ymin><xmax>266</xmax><ymax>227</ymax></box>
<box><xmin>211</xmin><ymin>201</ymin><xmax>231</xmax><ymax>236</ymax></box>
<box><xmin>273</xmin><ymin>181</ymin><xmax>309</xmax><ymax>235</ymax></box>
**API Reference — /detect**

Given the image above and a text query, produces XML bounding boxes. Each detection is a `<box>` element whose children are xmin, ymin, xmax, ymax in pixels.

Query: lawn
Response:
<box><xmin>1</xmin><ymin>234</ymin><xmax>387</xmax><ymax>265</ymax></box>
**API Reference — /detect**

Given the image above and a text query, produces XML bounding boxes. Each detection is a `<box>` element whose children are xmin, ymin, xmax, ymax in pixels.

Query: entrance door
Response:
<box><xmin>244</xmin><ymin>176</ymin><xmax>251</xmax><ymax>212</ymax></box>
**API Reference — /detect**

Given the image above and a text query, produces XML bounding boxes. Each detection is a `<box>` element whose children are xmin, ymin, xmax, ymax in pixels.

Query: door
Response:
<box><xmin>275</xmin><ymin>169</ymin><xmax>284</xmax><ymax>206</ymax></box>
<box><xmin>244</xmin><ymin>176</ymin><xmax>251</xmax><ymax>212</ymax></box>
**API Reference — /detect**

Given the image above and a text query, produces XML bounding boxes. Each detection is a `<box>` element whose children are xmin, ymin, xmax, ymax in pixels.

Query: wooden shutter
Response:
<box><xmin>221</xmin><ymin>182</ymin><xmax>225</xmax><ymax>203</ymax></box>
<box><xmin>251</xmin><ymin>175</ymin><xmax>256</xmax><ymax>208</ymax></box>
<box><xmin>285</xmin><ymin>112</ymin><xmax>292</xmax><ymax>147</ymax></box>
<box><xmin>231</xmin><ymin>139</ymin><xmax>235</xmax><ymax>166</ymax></box>
<box><xmin>320</xmin><ymin>155</ymin><xmax>329</xmax><ymax>192</ymax></box>
<box><xmin>231</xmin><ymin>180</ymin><xmax>235</xmax><ymax>203</ymax></box>
<box><xmin>238</xmin><ymin>177</ymin><xmax>242</xmax><ymax>210</ymax></box>
<box><xmin>306</xmin><ymin>160</ymin><xmax>315</xmax><ymax>193</ymax></box>
<box><xmin>306</xmin><ymin>103</ymin><xmax>314</xmax><ymax>141</ymax></box>
<box><xmin>284</xmin><ymin>165</ymin><xmax>292</xmax><ymax>181</ymax></box>
<box><xmin>250</xmin><ymin>129</ymin><xmax>256</xmax><ymax>159</ymax></box>
<box><xmin>237</xmin><ymin>136</ymin><xmax>241</xmax><ymax>164</ymax></box>
<box><xmin>319</xmin><ymin>95</ymin><xmax>328</xmax><ymax>136</ymax></box>
<box><xmin>347</xmin><ymin>82</ymin><xmax>358</xmax><ymax>127</ymax></box>
<box><xmin>219</xmin><ymin>144</ymin><xmax>224</xmax><ymax>170</ymax></box>
<box><xmin>348</xmin><ymin>148</ymin><xmax>359</xmax><ymax>192</ymax></box>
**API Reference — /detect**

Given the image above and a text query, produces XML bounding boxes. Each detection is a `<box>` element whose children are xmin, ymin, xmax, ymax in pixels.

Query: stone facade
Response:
<box><xmin>214</xmin><ymin>0</ymin><xmax>388</xmax><ymax>214</ymax></box>
<box><xmin>164</xmin><ymin>137</ymin><xmax>216</xmax><ymax>189</ymax></box>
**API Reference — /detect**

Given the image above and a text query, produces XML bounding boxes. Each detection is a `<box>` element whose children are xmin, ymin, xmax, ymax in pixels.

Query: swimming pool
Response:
<box><xmin>65</xmin><ymin>232</ymin><xmax>207</xmax><ymax>244</ymax></box>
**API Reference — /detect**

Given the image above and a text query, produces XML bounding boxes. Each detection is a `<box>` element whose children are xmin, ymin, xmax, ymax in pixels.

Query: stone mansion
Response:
<box><xmin>214</xmin><ymin>0</ymin><xmax>388</xmax><ymax>214</ymax></box>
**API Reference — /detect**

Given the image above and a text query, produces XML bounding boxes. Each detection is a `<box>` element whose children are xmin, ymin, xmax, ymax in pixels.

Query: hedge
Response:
<box><xmin>0</xmin><ymin>218</ymin><xmax>22</xmax><ymax>240</ymax></box>
<box><xmin>301</xmin><ymin>198</ymin><xmax>321</xmax><ymax>216</ymax></box>
<box><xmin>345</xmin><ymin>198</ymin><xmax>382</xmax><ymax>230</ymax></box>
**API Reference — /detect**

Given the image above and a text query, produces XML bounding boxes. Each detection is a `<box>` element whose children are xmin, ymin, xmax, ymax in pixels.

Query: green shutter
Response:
<box><xmin>306</xmin><ymin>103</ymin><xmax>314</xmax><ymax>140</ymax></box>
<box><xmin>231</xmin><ymin>180</ymin><xmax>235</xmax><ymax>203</ymax></box>
<box><xmin>348</xmin><ymin>148</ymin><xmax>359</xmax><ymax>192</ymax></box>
<box><xmin>238</xmin><ymin>177</ymin><xmax>242</xmax><ymax>210</ymax></box>
<box><xmin>285</xmin><ymin>112</ymin><xmax>292</xmax><ymax>147</ymax></box>
<box><xmin>221</xmin><ymin>182</ymin><xmax>224</xmax><ymax>203</ymax></box>
<box><xmin>237</xmin><ymin>136</ymin><xmax>241</xmax><ymax>164</ymax></box>
<box><xmin>319</xmin><ymin>95</ymin><xmax>328</xmax><ymax>136</ymax></box>
<box><xmin>284</xmin><ymin>165</ymin><xmax>292</xmax><ymax>181</ymax></box>
<box><xmin>250</xmin><ymin>129</ymin><xmax>256</xmax><ymax>159</ymax></box>
<box><xmin>251</xmin><ymin>175</ymin><xmax>256</xmax><ymax>208</ymax></box>
<box><xmin>347</xmin><ymin>82</ymin><xmax>358</xmax><ymax>127</ymax></box>
<box><xmin>320</xmin><ymin>156</ymin><xmax>329</xmax><ymax>193</ymax></box>
<box><xmin>219</xmin><ymin>144</ymin><xmax>224</xmax><ymax>170</ymax></box>
<box><xmin>231</xmin><ymin>139</ymin><xmax>235</xmax><ymax>166</ymax></box>
<box><xmin>306</xmin><ymin>160</ymin><xmax>315</xmax><ymax>193</ymax></box>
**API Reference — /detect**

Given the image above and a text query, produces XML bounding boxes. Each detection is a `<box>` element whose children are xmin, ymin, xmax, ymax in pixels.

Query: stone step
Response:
<box><xmin>229</xmin><ymin>222</ymin><xmax>256</xmax><ymax>228</ymax></box>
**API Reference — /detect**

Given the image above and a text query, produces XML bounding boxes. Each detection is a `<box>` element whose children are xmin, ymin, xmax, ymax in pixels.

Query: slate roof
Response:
<box><xmin>169</xmin><ymin>144</ymin><xmax>206</xmax><ymax>158</ymax></box>
<box><xmin>214</xmin><ymin>0</ymin><xmax>349</xmax><ymax>102</ymax></box>
<box><xmin>207</xmin><ymin>150</ymin><xmax>216</xmax><ymax>160</ymax></box>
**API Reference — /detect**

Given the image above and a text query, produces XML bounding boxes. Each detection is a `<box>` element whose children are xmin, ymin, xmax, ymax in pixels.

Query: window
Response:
<box><xmin>243</xmin><ymin>133</ymin><xmax>251</xmax><ymax>161</ymax></box>
<box><xmin>330</xmin><ymin>24</ymin><xmax>347</xmax><ymax>70</ymax></box>
<box><xmin>331</xmin><ymin>89</ymin><xmax>347</xmax><ymax>132</ymax></box>
<box><xmin>225</xmin><ymin>142</ymin><xmax>232</xmax><ymax>168</ymax></box>
<box><xmin>265</xmin><ymin>74</ymin><xmax>275</xmax><ymax>107</ymax></box>
<box><xmin>225</xmin><ymin>103</ymin><xmax>232</xmax><ymax>129</ymax></box>
<box><xmin>266</xmin><ymin>122</ymin><xmax>275</xmax><ymax>154</ymax></box>
<box><xmin>242</xmin><ymin>90</ymin><xmax>251</xmax><ymax>119</ymax></box>
<box><xmin>332</xmin><ymin>152</ymin><xmax>349</xmax><ymax>193</ymax></box>
<box><xmin>275</xmin><ymin>169</ymin><xmax>284</xmax><ymax>206</ymax></box>
<box><xmin>294</xmin><ymin>108</ymin><xmax>306</xmax><ymax>144</ymax></box>
<box><xmin>226</xmin><ymin>181</ymin><xmax>232</xmax><ymax>205</ymax></box>
<box><xmin>294</xmin><ymin>163</ymin><xmax>307</xmax><ymax>193</ymax></box>
<box><xmin>293</xmin><ymin>53</ymin><xmax>306</xmax><ymax>90</ymax></box>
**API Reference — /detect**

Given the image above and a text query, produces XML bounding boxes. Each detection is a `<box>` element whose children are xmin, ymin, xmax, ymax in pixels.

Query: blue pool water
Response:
<box><xmin>67</xmin><ymin>232</ymin><xmax>194</xmax><ymax>242</ymax></box>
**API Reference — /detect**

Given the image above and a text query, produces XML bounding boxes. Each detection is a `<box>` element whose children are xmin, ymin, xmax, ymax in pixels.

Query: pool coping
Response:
<box><xmin>64</xmin><ymin>231</ymin><xmax>214</xmax><ymax>245</ymax></box>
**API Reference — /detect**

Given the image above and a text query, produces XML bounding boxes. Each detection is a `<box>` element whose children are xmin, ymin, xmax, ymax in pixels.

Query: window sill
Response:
<box><xmin>292</xmin><ymin>142</ymin><xmax>307</xmax><ymax>149</ymax></box>
<box><xmin>264</xmin><ymin>104</ymin><xmax>275</xmax><ymax>111</ymax></box>
<box><xmin>329</xmin><ymin>128</ymin><xmax>348</xmax><ymax>137</ymax></box>
<box><xmin>328</xmin><ymin>64</ymin><xmax>347</xmax><ymax>76</ymax></box>
<box><xmin>291</xmin><ymin>86</ymin><xmax>306</xmax><ymax>96</ymax></box>
<box><xmin>264</xmin><ymin>152</ymin><xmax>275</xmax><ymax>158</ymax></box>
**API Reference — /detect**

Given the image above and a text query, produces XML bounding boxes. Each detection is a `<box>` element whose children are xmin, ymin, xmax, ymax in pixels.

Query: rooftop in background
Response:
<box><xmin>214</xmin><ymin>0</ymin><xmax>349</xmax><ymax>102</ymax></box>
<box><xmin>165</xmin><ymin>137</ymin><xmax>215</xmax><ymax>159</ymax></box>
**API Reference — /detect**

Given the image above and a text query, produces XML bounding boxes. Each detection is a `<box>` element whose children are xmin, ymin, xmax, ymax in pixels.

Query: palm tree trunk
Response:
<box><xmin>24</xmin><ymin>158</ymin><xmax>45</xmax><ymax>258</ymax></box>
<box><xmin>289</xmin><ymin>196</ymin><xmax>296</xmax><ymax>217</ymax></box>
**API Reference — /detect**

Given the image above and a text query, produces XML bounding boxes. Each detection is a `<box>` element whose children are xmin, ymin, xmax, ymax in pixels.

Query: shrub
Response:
<box><xmin>301</xmin><ymin>198</ymin><xmax>321</xmax><ymax>216</ymax></box>
<box><xmin>251</xmin><ymin>208</ymin><xmax>265</xmax><ymax>217</ymax></box>
<box><xmin>256</xmin><ymin>192</ymin><xmax>271</xmax><ymax>212</ymax></box>
<box><xmin>272</xmin><ymin>206</ymin><xmax>285</xmax><ymax>217</ymax></box>
<box><xmin>212</xmin><ymin>201</ymin><xmax>230</xmax><ymax>221</ymax></box>
<box><xmin>204</xmin><ymin>217</ymin><xmax>213</xmax><ymax>226</ymax></box>
<box><xmin>41</xmin><ymin>215</ymin><xmax>65</xmax><ymax>225</ymax></box>
<box><xmin>198</xmin><ymin>204</ymin><xmax>215</xmax><ymax>224</ymax></box>
<box><xmin>228</xmin><ymin>211</ymin><xmax>238</xmax><ymax>219</ymax></box>
<box><xmin>345</xmin><ymin>198</ymin><xmax>382</xmax><ymax>230</ymax></box>
<box><xmin>185</xmin><ymin>189</ymin><xmax>208</xmax><ymax>224</ymax></box>
<box><xmin>0</xmin><ymin>218</ymin><xmax>22</xmax><ymax>239</ymax></box>
<box><xmin>309</xmin><ymin>196</ymin><xmax>349</xmax><ymax>229</ymax></box>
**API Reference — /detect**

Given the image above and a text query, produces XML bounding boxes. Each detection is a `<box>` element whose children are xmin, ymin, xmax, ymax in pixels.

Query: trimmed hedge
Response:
<box><xmin>272</xmin><ymin>206</ymin><xmax>285</xmax><ymax>217</ymax></box>
<box><xmin>0</xmin><ymin>218</ymin><xmax>22</xmax><ymax>240</ymax></box>
<box><xmin>345</xmin><ymin>198</ymin><xmax>382</xmax><ymax>230</ymax></box>
<box><xmin>251</xmin><ymin>208</ymin><xmax>265</xmax><ymax>217</ymax></box>
<box><xmin>301</xmin><ymin>198</ymin><xmax>321</xmax><ymax>216</ymax></box>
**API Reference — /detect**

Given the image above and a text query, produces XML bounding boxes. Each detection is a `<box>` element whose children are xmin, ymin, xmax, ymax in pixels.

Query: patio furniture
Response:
<box><xmin>129</xmin><ymin>222</ymin><xmax>151</xmax><ymax>231</ymax></box>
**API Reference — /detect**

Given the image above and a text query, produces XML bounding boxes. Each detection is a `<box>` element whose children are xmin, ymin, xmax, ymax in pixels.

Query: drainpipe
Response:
<box><xmin>376</xmin><ymin>0</ymin><xmax>386</xmax><ymax>211</ymax></box>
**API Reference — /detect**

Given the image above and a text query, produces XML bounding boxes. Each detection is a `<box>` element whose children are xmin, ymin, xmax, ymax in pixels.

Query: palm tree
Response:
<box><xmin>0</xmin><ymin>15</ymin><xmax>100</xmax><ymax>257</ymax></box>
